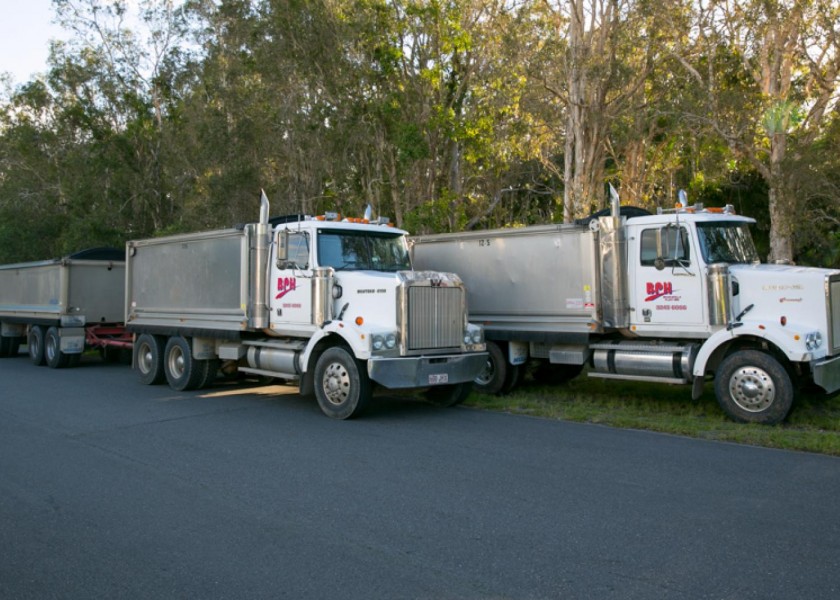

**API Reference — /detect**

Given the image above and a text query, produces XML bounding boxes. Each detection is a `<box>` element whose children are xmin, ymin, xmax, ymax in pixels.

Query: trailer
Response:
<box><xmin>125</xmin><ymin>194</ymin><xmax>487</xmax><ymax>419</ymax></box>
<box><xmin>411</xmin><ymin>194</ymin><xmax>840</xmax><ymax>424</ymax></box>
<box><xmin>0</xmin><ymin>248</ymin><xmax>131</xmax><ymax>367</ymax></box>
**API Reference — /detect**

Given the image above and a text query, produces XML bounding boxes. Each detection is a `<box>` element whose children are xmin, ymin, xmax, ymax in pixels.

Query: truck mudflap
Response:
<box><xmin>367</xmin><ymin>352</ymin><xmax>488</xmax><ymax>389</ymax></box>
<box><xmin>812</xmin><ymin>354</ymin><xmax>840</xmax><ymax>394</ymax></box>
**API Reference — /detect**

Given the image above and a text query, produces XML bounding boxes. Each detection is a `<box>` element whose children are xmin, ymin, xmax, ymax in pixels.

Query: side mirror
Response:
<box><xmin>275</xmin><ymin>230</ymin><xmax>289</xmax><ymax>268</ymax></box>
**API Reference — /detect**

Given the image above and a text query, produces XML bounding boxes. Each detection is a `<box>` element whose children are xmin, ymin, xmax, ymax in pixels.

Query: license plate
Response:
<box><xmin>428</xmin><ymin>373</ymin><xmax>449</xmax><ymax>385</ymax></box>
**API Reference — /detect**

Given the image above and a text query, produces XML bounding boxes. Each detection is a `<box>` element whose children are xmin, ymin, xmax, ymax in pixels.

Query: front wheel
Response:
<box><xmin>425</xmin><ymin>382</ymin><xmax>472</xmax><ymax>407</ymax></box>
<box><xmin>313</xmin><ymin>347</ymin><xmax>371</xmax><ymax>419</ymax></box>
<box><xmin>714</xmin><ymin>350</ymin><xmax>794</xmax><ymax>424</ymax></box>
<box><xmin>474</xmin><ymin>341</ymin><xmax>519</xmax><ymax>395</ymax></box>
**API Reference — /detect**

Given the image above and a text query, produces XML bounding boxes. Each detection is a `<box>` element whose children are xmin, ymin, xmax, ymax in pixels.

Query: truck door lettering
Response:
<box><xmin>276</xmin><ymin>277</ymin><xmax>297</xmax><ymax>299</ymax></box>
<box><xmin>645</xmin><ymin>281</ymin><xmax>673</xmax><ymax>302</ymax></box>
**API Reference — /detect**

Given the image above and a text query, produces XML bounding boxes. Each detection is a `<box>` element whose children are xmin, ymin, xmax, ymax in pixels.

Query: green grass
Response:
<box><xmin>463</xmin><ymin>371</ymin><xmax>840</xmax><ymax>456</ymax></box>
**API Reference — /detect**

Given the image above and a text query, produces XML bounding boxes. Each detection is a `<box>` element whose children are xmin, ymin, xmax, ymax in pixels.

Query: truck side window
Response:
<box><xmin>640</xmin><ymin>227</ymin><xmax>690</xmax><ymax>267</ymax></box>
<box><xmin>287</xmin><ymin>233</ymin><xmax>309</xmax><ymax>269</ymax></box>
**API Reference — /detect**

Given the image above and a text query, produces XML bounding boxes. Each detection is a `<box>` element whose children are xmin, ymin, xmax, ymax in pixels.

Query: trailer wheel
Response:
<box><xmin>164</xmin><ymin>336</ymin><xmax>206</xmax><ymax>391</ymax></box>
<box><xmin>425</xmin><ymin>382</ymin><xmax>472</xmax><ymax>407</ymax></box>
<box><xmin>474</xmin><ymin>341</ymin><xmax>518</xmax><ymax>394</ymax></box>
<box><xmin>136</xmin><ymin>334</ymin><xmax>165</xmax><ymax>385</ymax></box>
<box><xmin>28</xmin><ymin>326</ymin><xmax>46</xmax><ymax>366</ymax></box>
<box><xmin>44</xmin><ymin>327</ymin><xmax>72</xmax><ymax>369</ymax></box>
<box><xmin>714</xmin><ymin>350</ymin><xmax>794</xmax><ymax>424</ymax></box>
<box><xmin>314</xmin><ymin>347</ymin><xmax>371</xmax><ymax>419</ymax></box>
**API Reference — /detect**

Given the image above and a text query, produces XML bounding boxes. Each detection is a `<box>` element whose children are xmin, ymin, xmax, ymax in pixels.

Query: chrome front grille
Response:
<box><xmin>407</xmin><ymin>286</ymin><xmax>463</xmax><ymax>350</ymax></box>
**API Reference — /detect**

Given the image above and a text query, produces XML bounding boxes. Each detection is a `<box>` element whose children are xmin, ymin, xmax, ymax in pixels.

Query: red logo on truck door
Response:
<box><xmin>276</xmin><ymin>277</ymin><xmax>297</xmax><ymax>299</ymax></box>
<box><xmin>645</xmin><ymin>281</ymin><xmax>673</xmax><ymax>302</ymax></box>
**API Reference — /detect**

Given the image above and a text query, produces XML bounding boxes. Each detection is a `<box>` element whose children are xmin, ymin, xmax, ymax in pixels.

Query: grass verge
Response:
<box><xmin>463</xmin><ymin>371</ymin><xmax>840</xmax><ymax>456</ymax></box>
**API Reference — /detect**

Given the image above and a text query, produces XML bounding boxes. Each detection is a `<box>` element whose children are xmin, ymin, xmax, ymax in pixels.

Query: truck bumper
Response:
<box><xmin>367</xmin><ymin>352</ymin><xmax>488</xmax><ymax>389</ymax></box>
<box><xmin>813</xmin><ymin>354</ymin><xmax>840</xmax><ymax>394</ymax></box>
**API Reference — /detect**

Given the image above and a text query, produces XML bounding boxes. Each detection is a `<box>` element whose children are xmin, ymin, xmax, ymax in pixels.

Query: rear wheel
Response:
<box><xmin>45</xmin><ymin>327</ymin><xmax>72</xmax><ymax>369</ymax></box>
<box><xmin>135</xmin><ymin>333</ymin><xmax>165</xmax><ymax>385</ymax></box>
<box><xmin>28</xmin><ymin>325</ymin><xmax>46</xmax><ymax>366</ymax></box>
<box><xmin>474</xmin><ymin>341</ymin><xmax>518</xmax><ymax>395</ymax></box>
<box><xmin>164</xmin><ymin>336</ymin><xmax>206</xmax><ymax>391</ymax></box>
<box><xmin>314</xmin><ymin>347</ymin><xmax>371</xmax><ymax>419</ymax></box>
<box><xmin>714</xmin><ymin>350</ymin><xmax>794</xmax><ymax>424</ymax></box>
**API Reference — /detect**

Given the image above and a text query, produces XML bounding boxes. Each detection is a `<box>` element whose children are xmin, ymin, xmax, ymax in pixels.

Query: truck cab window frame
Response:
<box><xmin>640</xmin><ymin>226</ymin><xmax>690</xmax><ymax>268</ymax></box>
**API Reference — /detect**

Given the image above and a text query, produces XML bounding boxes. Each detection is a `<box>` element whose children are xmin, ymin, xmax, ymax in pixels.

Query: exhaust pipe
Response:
<box><xmin>252</xmin><ymin>190</ymin><xmax>271</xmax><ymax>329</ymax></box>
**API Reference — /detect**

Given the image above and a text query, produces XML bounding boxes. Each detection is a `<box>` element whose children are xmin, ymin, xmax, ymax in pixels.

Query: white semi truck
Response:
<box><xmin>411</xmin><ymin>194</ymin><xmax>840</xmax><ymax>424</ymax></box>
<box><xmin>0</xmin><ymin>248</ymin><xmax>131</xmax><ymax>366</ymax></box>
<box><xmin>126</xmin><ymin>194</ymin><xmax>486</xmax><ymax>419</ymax></box>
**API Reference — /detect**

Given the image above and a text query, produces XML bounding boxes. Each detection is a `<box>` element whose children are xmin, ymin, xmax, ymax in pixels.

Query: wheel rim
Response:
<box><xmin>168</xmin><ymin>346</ymin><xmax>186</xmax><ymax>379</ymax></box>
<box><xmin>46</xmin><ymin>334</ymin><xmax>57</xmax><ymax>362</ymax></box>
<box><xmin>138</xmin><ymin>342</ymin><xmax>154</xmax><ymax>375</ymax></box>
<box><xmin>475</xmin><ymin>358</ymin><xmax>495</xmax><ymax>386</ymax></box>
<box><xmin>729</xmin><ymin>366</ymin><xmax>775</xmax><ymax>412</ymax></box>
<box><xmin>322</xmin><ymin>361</ymin><xmax>350</xmax><ymax>406</ymax></box>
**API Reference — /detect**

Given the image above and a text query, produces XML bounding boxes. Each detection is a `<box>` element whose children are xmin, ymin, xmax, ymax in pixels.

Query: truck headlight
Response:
<box><xmin>470</xmin><ymin>330</ymin><xmax>482</xmax><ymax>344</ymax></box>
<box><xmin>372</xmin><ymin>334</ymin><xmax>385</xmax><ymax>351</ymax></box>
<box><xmin>385</xmin><ymin>333</ymin><xmax>397</xmax><ymax>349</ymax></box>
<box><xmin>805</xmin><ymin>331</ymin><xmax>822</xmax><ymax>351</ymax></box>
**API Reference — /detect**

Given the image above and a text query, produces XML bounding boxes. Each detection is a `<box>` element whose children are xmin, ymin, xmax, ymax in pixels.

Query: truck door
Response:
<box><xmin>270</xmin><ymin>231</ymin><xmax>314</xmax><ymax>327</ymax></box>
<box><xmin>628</xmin><ymin>224</ymin><xmax>707</xmax><ymax>333</ymax></box>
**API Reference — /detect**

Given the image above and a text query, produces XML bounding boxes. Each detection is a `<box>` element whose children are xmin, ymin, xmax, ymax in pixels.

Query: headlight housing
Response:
<box><xmin>805</xmin><ymin>331</ymin><xmax>822</xmax><ymax>351</ymax></box>
<box><xmin>372</xmin><ymin>332</ymin><xmax>399</xmax><ymax>353</ymax></box>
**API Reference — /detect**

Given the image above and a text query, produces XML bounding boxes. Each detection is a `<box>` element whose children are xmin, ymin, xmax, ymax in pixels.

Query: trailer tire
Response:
<box><xmin>164</xmin><ymin>336</ymin><xmax>206</xmax><ymax>392</ymax></box>
<box><xmin>28</xmin><ymin>326</ymin><xmax>46</xmax><ymax>366</ymax></box>
<box><xmin>314</xmin><ymin>347</ymin><xmax>371</xmax><ymax>419</ymax></box>
<box><xmin>474</xmin><ymin>341</ymin><xmax>513</xmax><ymax>395</ymax></box>
<box><xmin>714</xmin><ymin>350</ymin><xmax>794</xmax><ymax>424</ymax></box>
<box><xmin>44</xmin><ymin>327</ymin><xmax>72</xmax><ymax>369</ymax></box>
<box><xmin>135</xmin><ymin>334</ymin><xmax>165</xmax><ymax>385</ymax></box>
<box><xmin>425</xmin><ymin>382</ymin><xmax>472</xmax><ymax>407</ymax></box>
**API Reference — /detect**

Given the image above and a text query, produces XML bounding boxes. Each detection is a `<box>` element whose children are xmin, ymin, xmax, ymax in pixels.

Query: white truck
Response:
<box><xmin>0</xmin><ymin>248</ymin><xmax>131</xmax><ymax>367</ymax></box>
<box><xmin>126</xmin><ymin>194</ymin><xmax>487</xmax><ymax>419</ymax></box>
<box><xmin>411</xmin><ymin>194</ymin><xmax>840</xmax><ymax>424</ymax></box>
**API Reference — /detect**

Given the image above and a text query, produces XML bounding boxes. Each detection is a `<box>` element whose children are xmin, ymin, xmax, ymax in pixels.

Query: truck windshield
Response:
<box><xmin>317</xmin><ymin>230</ymin><xmax>411</xmax><ymax>272</ymax></box>
<box><xmin>696</xmin><ymin>222</ymin><xmax>760</xmax><ymax>264</ymax></box>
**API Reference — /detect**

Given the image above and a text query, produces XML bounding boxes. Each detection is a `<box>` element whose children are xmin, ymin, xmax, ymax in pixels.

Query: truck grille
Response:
<box><xmin>407</xmin><ymin>287</ymin><xmax>463</xmax><ymax>350</ymax></box>
<box><xmin>830</xmin><ymin>276</ymin><xmax>840</xmax><ymax>355</ymax></box>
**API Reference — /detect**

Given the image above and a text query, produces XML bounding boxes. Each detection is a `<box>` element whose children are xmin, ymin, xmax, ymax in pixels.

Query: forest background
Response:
<box><xmin>1</xmin><ymin>0</ymin><xmax>838</xmax><ymax>267</ymax></box>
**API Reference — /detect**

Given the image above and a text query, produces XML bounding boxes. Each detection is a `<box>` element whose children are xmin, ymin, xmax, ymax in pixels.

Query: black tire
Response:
<box><xmin>532</xmin><ymin>361</ymin><xmax>583</xmax><ymax>385</ymax></box>
<box><xmin>164</xmin><ymin>336</ymin><xmax>206</xmax><ymax>391</ymax></box>
<box><xmin>135</xmin><ymin>333</ymin><xmax>166</xmax><ymax>385</ymax></box>
<box><xmin>313</xmin><ymin>347</ymin><xmax>371</xmax><ymax>419</ymax></box>
<box><xmin>29</xmin><ymin>325</ymin><xmax>46</xmax><ymax>366</ymax></box>
<box><xmin>425</xmin><ymin>382</ymin><xmax>473</xmax><ymax>407</ymax></box>
<box><xmin>474</xmin><ymin>341</ymin><xmax>512</xmax><ymax>395</ymax></box>
<box><xmin>45</xmin><ymin>327</ymin><xmax>72</xmax><ymax>369</ymax></box>
<box><xmin>196</xmin><ymin>359</ymin><xmax>220</xmax><ymax>390</ymax></box>
<box><xmin>714</xmin><ymin>350</ymin><xmax>794</xmax><ymax>424</ymax></box>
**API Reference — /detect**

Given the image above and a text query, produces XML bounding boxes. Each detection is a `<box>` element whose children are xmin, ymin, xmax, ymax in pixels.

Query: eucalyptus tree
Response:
<box><xmin>671</xmin><ymin>0</ymin><xmax>840</xmax><ymax>262</ymax></box>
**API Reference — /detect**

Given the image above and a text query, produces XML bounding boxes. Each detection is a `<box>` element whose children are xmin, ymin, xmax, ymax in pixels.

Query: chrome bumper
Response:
<box><xmin>813</xmin><ymin>354</ymin><xmax>840</xmax><ymax>394</ymax></box>
<box><xmin>367</xmin><ymin>352</ymin><xmax>488</xmax><ymax>388</ymax></box>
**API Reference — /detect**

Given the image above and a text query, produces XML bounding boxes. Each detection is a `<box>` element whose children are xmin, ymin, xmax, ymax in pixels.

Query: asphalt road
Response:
<box><xmin>1</xmin><ymin>352</ymin><xmax>839</xmax><ymax>599</ymax></box>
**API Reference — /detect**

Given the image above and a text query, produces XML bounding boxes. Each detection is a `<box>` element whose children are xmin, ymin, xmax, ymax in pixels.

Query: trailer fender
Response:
<box><xmin>693</xmin><ymin>322</ymin><xmax>810</xmax><ymax>378</ymax></box>
<box><xmin>300</xmin><ymin>321</ymin><xmax>370</xmax><ymax>374</ymax></box>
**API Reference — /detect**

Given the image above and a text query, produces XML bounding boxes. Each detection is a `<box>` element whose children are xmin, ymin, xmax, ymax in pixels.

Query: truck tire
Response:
<box><xmin>314</xmin><ymin>347</ymin><xmax>371</xmax><ymax>419</ymax></box>
<box><xmin>475</xmin><ymin>341</ymin><xmax>515</xmax><ymax>395</ymax></box>
<box><xmin>164</xmin><ymin>336</ymin><xmax>206</xmax><ymax>392</ymax></box>
<box><xmin>196</xmin><ymin>359</ymin><xmax>220</xmax><ymax>390</ymax></box>
<box><xmin>425</xmin><ymin>382</ymin><xmax>472</xmax><ymax>407</ymax></box>
<box><xmin>714</xmin><ymin>350</ymin><xmax>794</xmax><ymax>424</ymax></box>
<box><xmin>135</xmin><ymin>333</ymin><xmax>166</xmax><ymax>385</ymax></box>
<box><xmin>28</xmin><ymin>326</ymin><xmax>46</xmax><ymax>366</ymax></box>
<box><xmin>45</xmin><ymin>327</ymin><xmax>71</xmax><ymax>369</ymax></box>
